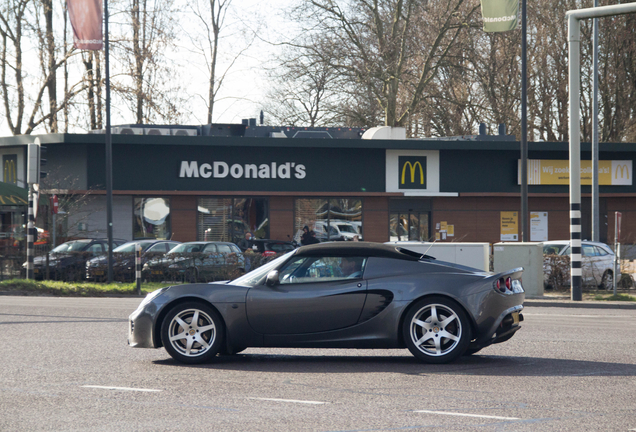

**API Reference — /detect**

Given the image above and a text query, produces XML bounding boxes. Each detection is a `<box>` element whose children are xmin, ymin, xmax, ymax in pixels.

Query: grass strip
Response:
<box><xmin>0</xmin><ymin>279</ymin><xmax>172</xmax><ymax>297</ymax></box>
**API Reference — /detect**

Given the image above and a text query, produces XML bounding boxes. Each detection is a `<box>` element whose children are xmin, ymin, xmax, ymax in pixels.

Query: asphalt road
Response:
<box><xmin>1</xmin><ymin>295</ymin><xmax>635</xmax><ymax>432</ymax></box>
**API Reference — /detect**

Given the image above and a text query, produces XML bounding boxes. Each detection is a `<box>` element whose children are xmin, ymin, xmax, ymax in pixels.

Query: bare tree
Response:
<box><xmin>264</xmin><ymin>37</ymin><xmax>344</xmax><ymax>127</ymax></box>
<box><xmin>108</xmin><ymin>0</ymin><xmax>189</xmax><ymax>124</ymax></box>
<box><xmin>287</xmin><ymin>0</ymin><xmax>480</xmax><ymax>128</ymax></box>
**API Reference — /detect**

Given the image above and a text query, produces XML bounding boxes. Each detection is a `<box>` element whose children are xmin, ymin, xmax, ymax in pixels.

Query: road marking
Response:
<box><xmin>248</xmin><ymin>397</ymin><xmax>327</xmax><ymax>405</ymax></box>
<box><xmin>414</xmin><ymin>410</ymin><xmax>520</xmax><ymax>420</ymax></box>
<box><xmin>523</xmin><ymin>313</ymin><xmax>632</xmax><ymax>318</ymax></box>
<box><xmin>81</xmin><ymin>385</ymin><xmax>162</xmax><ymax>393</ymax></box>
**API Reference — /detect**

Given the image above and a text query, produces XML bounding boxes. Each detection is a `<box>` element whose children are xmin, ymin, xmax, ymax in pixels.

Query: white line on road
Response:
<box><xmin>248</xmin><ymin>397</ymin><xmax>327</xmax><ymax>405</ymax></box>
<box><xmin>414</xmin><ymin>410</ymin><xmax>520</xmax><ymax>420</ymax></box>
<box><xmin>523</xmin><ymin>313</ymin><xmax>632</xmax><ymax>318</ymax></box>
<box><xmin>81</xmin><ymin>385</ymin><xmax>162</xmax><ymax>392</ymax></box>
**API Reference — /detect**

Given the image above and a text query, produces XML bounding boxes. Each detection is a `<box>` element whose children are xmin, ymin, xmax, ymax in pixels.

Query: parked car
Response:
<box><xmin>143</xmin><ymin>241</ymin><xmax>246</xmax><ymax>282</ymax></box>
<box><xmin>313</xmin><ymin>221</ymin><xmax>344</xmax><ymax>242</ymax></box>
<box><xmin>248</xmin><ymin>239</ymin><xmax>297</xmax><ymax>256</ymax></box>
<box><xmin>129</xmin><ymin>242</ymin><xmax>525</xmax><ymax>364</ymax></box>
<box><xmin>86</xmin><ymin>240</ymin><xmax>181</xmax><ymax>281</ymax></box>
<box><xmin>331</xmin><ymin>220</ymin><xmax>362</xmax><ymax>241</ymax></box>
<box><xmin>543</xmin><ymin>240</ymin><xmax>618</xmax><ymax>290</ymax></box>
<box><xmin>26</xmin><ymin>238</ymin><xmax>126</xmax><ymax>281</ymax></box>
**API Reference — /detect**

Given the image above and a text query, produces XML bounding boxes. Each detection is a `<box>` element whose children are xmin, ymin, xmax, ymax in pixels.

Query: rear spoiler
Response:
<box><xmin>490</xmin><ymin>267</ymin><xmax>524</xmax><ymax>281</ymax></box>
<box><xmin>396</xmin><ymin>247</ymin><xmax>436</xmax><ymax>261</ymax></box>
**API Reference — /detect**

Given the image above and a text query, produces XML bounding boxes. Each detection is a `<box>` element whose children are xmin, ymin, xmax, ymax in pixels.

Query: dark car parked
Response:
<box><xmin>86</xmin><ymin>240</ymin><xmax>181</xmax><ymax>281</ymax></box>
<box><xmin>129</xmin><ymin>242</ymin><xmax>525</xmax><ymax>364</ymax></box>
<box><xmin>143</xmin><ymin>241</ymin><xmax>246</xmax><ymax>283</ymax></box>
<box><xmin>26</xmin><ymin>238</ymin><xmax>126</xmax><ymax>281</ymax></box>
<box><xmin>248</xmin><ymin>239</ymin><xmax>297</xmax><ymax>257</ymax></box>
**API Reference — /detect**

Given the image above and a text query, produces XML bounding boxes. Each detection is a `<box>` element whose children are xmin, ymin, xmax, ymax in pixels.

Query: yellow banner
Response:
<box><xmin>519</xmin><ymin>160</ymin><xmax>632</xmax><ymax>185</ymax></box>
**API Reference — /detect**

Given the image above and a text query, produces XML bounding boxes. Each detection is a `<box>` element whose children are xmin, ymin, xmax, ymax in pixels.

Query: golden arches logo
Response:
<box><xmin>401</xmin><ymin>161</ymin><xmax>424</xmax><ymax>185</ymax></box>
<box><xmin>615</xmin><ymin>164</ymin><xmax>630</xmax><ymax>179</ymax></box>
<box><xmin>4</xmin><ymin>159</ymin><xmax>16</xmax><ymax>184</ymax></box>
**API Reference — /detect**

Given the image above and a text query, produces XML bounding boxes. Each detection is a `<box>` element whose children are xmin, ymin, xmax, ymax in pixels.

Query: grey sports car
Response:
<box><xmin>128</xmin><ymin>242</ymin><xmax>525</xmax><ymax>364</ymax></box>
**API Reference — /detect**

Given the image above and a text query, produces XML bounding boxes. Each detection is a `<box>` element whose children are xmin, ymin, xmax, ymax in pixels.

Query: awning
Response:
<box><xmin>0</xmin><ymin>182</ymin><xmax>48</xmax><ymax>207</ymax></box>
<box><xmin>0</xmin><ymin>182</ymin><xmax>28</xmax><ymax>206</ymax></box>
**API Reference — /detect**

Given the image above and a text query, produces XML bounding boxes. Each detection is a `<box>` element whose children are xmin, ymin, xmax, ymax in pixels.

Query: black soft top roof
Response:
<box><xmin>294</xmin><ymin>241</ymin><xmax>426</xmax><ymax>261</ymax></box>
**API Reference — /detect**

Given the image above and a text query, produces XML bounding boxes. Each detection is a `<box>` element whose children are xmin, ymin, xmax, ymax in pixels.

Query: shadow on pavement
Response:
<box><xmin>152</xmin><ymin>352</ymin><xmax>636</xmax><ymax>377</ymax></box>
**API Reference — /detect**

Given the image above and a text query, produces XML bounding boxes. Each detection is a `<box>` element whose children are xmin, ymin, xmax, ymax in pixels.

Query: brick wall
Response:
<box><xmin>362</xmin><ymin>197</ymin><xmax>389</xmax><ymax>243</ymax></box>
<box><xmin>269</xmin><ymin>196</ymin><xmax>294</xmax><ymax>241</ymax></box>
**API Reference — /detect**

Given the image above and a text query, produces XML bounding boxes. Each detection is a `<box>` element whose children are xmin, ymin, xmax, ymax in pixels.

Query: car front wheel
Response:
<box><xmin>403</xmin><ymin>296</ymin><xmax>471</xmax><ymax>364</ymax></box>
<box><xmin>161</xmin><ymin>302</ymin><xmax>224</xmax><ymax>364</ymax></box>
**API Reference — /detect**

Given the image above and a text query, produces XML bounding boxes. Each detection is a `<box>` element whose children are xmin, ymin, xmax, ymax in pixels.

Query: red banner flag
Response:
<box><xmin>67</xmin><ymin>0</ymin><xmax>103</xmax><ymax>50</ymax></box>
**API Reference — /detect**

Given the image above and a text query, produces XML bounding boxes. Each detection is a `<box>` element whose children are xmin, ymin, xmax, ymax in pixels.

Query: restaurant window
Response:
<box><xmin>389</xmin><ymin>212</ymin><xmax>429</xmax><ymax>241</ymax></box>
<box><xmin>294</xmin><ymin>198</ymin><xmax>363</xmax><ymax>243</ymax></box>
<box><xmin>198</xmin><ymin>197</ymin><xmax>269</xmax><ymax>243</ymax></box>
<box><xmin>133</xmin><ymin>197</ymin><xmax>171</xmax><ymax>239</ymax></box>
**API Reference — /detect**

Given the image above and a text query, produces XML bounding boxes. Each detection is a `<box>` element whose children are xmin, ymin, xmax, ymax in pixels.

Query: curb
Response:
<box><xmin>524</xmin><ymin>298</ymin><xmax>636</xmax><ymax>309</ymax></box>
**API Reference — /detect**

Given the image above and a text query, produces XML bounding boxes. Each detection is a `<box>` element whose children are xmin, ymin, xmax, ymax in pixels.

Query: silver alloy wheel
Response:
<box><xmin>409</xmin><ymin>303</ymin><xmax>462</xmax><ymax>357</ymax></box>
<box><xmin>167</xmin><ymin>308</ymin><xmax>216</xmax><ymax>358</ymax></box>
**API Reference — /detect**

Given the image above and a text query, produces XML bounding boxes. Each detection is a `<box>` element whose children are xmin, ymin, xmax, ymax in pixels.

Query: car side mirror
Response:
<box><xmin>265</xmin><ymin>270</ymin><xmax>279</xmax><ymax>287</ymax></box>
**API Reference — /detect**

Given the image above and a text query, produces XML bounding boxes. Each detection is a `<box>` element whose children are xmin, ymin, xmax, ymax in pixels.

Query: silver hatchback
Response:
<box><xmin>543</xmin><ymin>240</ymin><xmax>617</xmax><ymax>290</ymax></box>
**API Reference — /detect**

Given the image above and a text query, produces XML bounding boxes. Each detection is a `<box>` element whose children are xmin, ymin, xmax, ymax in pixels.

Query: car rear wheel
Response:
<box><xmin>161</xmin><ymin>302</ymin><xmax>224</xmax><ymax>364</ymax></box>
<box><xmin>403</xmin><ymin>297</ymin><xmax>471</xmax><ymax>364</ymax></box>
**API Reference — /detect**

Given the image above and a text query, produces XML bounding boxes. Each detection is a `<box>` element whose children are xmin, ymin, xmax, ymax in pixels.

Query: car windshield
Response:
<box><xmin>229</xmin><ymin>251</ymin><xmax>295</xmax><ymax>287</ymax></box>
<box><xmin>114</xmin><ymin>241</ymin><xmax>154</xmax><ymax>253</ymax></box>
<box><xmin>337</xmin><ymin>224</ymin><xmax>357</xmax><ymax>234</ymax></box>
<box><xmin>51</xmin><ymin>240</ymin><xmax>91</xmax><ymax>252</ymax></box>
<box><xmin>543</xmin><ymin>244</ymin><xmax>566</xmax><ymax>255</ymax></box>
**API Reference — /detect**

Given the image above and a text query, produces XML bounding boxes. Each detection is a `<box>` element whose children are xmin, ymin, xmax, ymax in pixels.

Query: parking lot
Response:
<box><xmin>1</xmin><ymin>296</ymin><xmax>635</xmax><ymax>431</ymax></box>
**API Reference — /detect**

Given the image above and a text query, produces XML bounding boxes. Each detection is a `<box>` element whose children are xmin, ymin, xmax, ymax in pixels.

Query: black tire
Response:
<box><xmin>600</xmin><ymin>271</ymin><xmax>613</xmax><ymax>290</ymax></box>
<box><xmin>161</xmin><ymin>302</ymin><xmax>224</xmax><ymax>364</ymax></box>
<box><xmin>402</xmin><ymin>296</ymin><xmax>471</xmax><ymax>364</ymax></box>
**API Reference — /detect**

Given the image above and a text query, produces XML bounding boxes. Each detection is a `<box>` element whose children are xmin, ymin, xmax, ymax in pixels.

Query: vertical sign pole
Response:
<box><xmin>592</xmin><ymin>0</ymin><xmax>600</xmax><ymax>242</ymax></box>
<box><xmin>135</xmin><ymin>243</ymin><xmax>142</xmax><ymax>295</ymax></box>
<box><xmin>520</xmin><ymin>0</ymin><xmax>528</xmax><ymax>242</ymax></box>
<box><xmin>568</xmin><ymin>15</ymin><xmax>582</xmax><ymax>301</ymax></box>
<box><xmin>26</xmin><ymin>184</ymin><xmax>34</xmax><ymax>279</ymax></box>
<box><xmin>104</xmin><ymin>0</ymin><xmax>114</xmax><ymax>283</ymax></box>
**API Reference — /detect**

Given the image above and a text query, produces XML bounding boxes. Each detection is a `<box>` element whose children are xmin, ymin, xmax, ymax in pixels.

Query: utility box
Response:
<box><xmin>493</xmin><ymin>242</ymin><xmax>544</xmax><ymax>297</ymax></box>
<box><xmin>385</xmin><ymin>242</ymin><xmax>490</xmax><ymax>272</ymax></box>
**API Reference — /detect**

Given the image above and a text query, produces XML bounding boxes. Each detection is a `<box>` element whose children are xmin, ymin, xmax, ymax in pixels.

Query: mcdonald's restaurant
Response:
<box><xmin>1</xmin><ymin>125</ymin><xmax>635</xmax><ymax>248</ymax></box>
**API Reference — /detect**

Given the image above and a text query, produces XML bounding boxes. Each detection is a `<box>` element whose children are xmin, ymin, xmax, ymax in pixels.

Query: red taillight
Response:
<box><xmin>505</xmin><ymin>277</ymin><xmax>512</xmax><ymax>290</ymax></box>
<box><xmin>495</xmin><ymin>279</ymin><xmax>501</xmax><ymax>290</ymax></box>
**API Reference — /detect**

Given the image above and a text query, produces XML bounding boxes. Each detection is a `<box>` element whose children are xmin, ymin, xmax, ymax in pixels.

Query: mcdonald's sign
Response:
<box><xmin>3</xmin><ymin>155</ymin><xmax>17</xmax><ymax>184</ymax></box>
<box><xmin>398</xmin><ymin>156</ymin><xmax>427</xmax><ymax>189</ymax></box>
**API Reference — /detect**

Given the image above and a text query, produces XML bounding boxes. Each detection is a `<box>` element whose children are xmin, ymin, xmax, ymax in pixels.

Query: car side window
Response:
<box><xmin>279</xmin><ymin>256</ymin><xmax>366</xmax><ymax>284</ymax></box>
<box><xmin>595</xmin><ymin>246</ymin><xmax>608</xmax><ymax>256</ymax></box>
<box><xmin>582</xmin><ymin>245</ymin><xmax>596</xmax><ymax>257</ymax></box>
<box><xmin>217</xmin><ymin>244</ymin><xmax>232</xmax><ymax>254</ymax></box>
<box><xmin>87</xmin><ymin>244</ymin><xmax>103</xmax><ymax>256</ymax></box>
<box><xmin>202</xmin><ymin>244</ymin><xmax>217</xmax><ymax>253</ymax></box>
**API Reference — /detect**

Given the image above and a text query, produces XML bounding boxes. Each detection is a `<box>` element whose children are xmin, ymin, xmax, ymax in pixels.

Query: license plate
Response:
<box><xmin>94</xmin><ymin>270</ymin><xmax>104</xmax><ymax>276</ymax></box>
<box><xmin>33</xmin><ymin>269</ymin><xmax>39</xmax><ymax>273</ymax></box>
<box><xmin>512</xmin><ymin>312</ymin><xmax>520</xmax><ymax>325</ymax></box>
<box><xmin>151</xmin><ymin>270</ymin><xmax>163</xmax><ymax>275</ymax></box>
